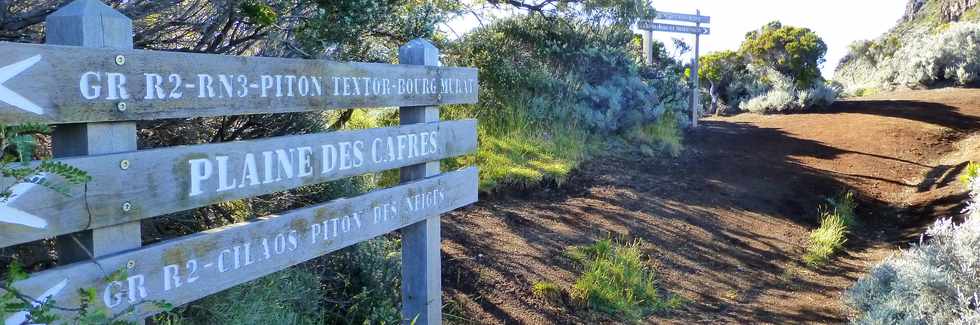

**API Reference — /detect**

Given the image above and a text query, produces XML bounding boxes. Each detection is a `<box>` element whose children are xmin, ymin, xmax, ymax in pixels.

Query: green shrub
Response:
<box><xmin>157</xmin><ymin>237</ymin><xmax>402</xmax><ymax>325</ymax></box>
<box><xmin>699</xmin><ymin>22</ymin><xmax>836</xmax><ymax>113</ymax></box>
<box><xmin>740</xmin><ymin>21</ymin><xmax>828</xmax><ymax>89</ymax></box>
<box><xmin>803</xmin><ymin>192</ymin><xmax>858</xmax><ymax>267</ymax></box>
<box><xmin>446</xmin><ymin>14</ymin><xmax>664</xmax><ymax>135</ymax></box>
<box><xmin>567</xmin><ymin>239</ymin><xmax>680</xmax><ymax>321</ymax></box>
<box><xmin>738</xmin><ymin>65</ymin><xmax>839</xmax><ymax>114</ymax></box>
<box><xmin>156</xmin><ymin>268</ymin><xmax>325</xmax><ymax>325</ymax></box>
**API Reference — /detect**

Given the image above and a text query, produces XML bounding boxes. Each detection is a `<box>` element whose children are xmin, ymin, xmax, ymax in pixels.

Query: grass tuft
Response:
<box><xmin>567</xmin><ymin>239</ymin><xmax>681</xmax><ymax>321</ymax></box>
<box><xmin>531</xmin><ymin>281</ymin><xmax>564</xmax><ymax>304</ymax></box>
<box><xmin>632</xmin><ymin>110</ymin><xmax>683</xmax><ymax>157</ymax></box>
<box><xmin>959</xmin><ymin>162</ymin><xmax>980</xmax><ymax>186</ymax></box>
<box><xmin>803</xmin><ymin>192</ymin><xmax>858</xmax><ymax>267</ymax></box>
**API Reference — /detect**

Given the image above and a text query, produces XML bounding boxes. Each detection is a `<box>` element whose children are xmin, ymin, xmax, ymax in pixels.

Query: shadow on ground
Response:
<box><xmin>441</xmin><ymin>89</ymin><xmax>980</xmax><ymax>324</ymax></box>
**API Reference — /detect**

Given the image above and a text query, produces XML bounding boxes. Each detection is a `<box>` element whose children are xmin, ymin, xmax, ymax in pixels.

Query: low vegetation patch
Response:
<box><xmin>453</xmin><ymin>124</ymin><xmax>594</xmax><ymax>191</ymax></box>
<box><xmin>845</xmin><ymin>167</ymin><xmax>980</xmax><ymax>323</ymax></box>
<box><xmin>531</xmin><ymin>281</ymin><xmax>564</xmax><ymax>304</ymax></box>
<box><xmin>632</xmin><ymin>110</ymin><xmax>684</xmax><ymax>157</ymax></box>
<box><xmin>803</xmin><ymin>192</ymin><xmax>858</xmax><ymax>267</ymax></box>
<box><xmin>155</xmin><ymin>237</ymin><xmax>403</xmax><ymax>325</ymax></box>
<box><xmin>566</xmin><ymin>239</ymin><xmax>681</xmax><ymax>322</ymax></box>
<box><xmin>836</xmin><ymin>1</ymin><xmax>980</xmax><ymax>93</ymax></box>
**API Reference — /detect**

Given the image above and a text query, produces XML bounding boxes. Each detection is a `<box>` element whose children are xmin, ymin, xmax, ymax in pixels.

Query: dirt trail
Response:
<box><xmin>441</xmin><ymin>88</ymin><xmax>980</xmax><ymax>324</ymax></box>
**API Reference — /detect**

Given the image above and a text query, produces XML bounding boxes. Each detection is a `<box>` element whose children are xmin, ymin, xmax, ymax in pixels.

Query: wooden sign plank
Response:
<box><xmin>637</xmin><ymin>21</ymin><xmax>710</xmax><ymax>35</ymax></box>
<box><xmin>655</xmin><ymin>11</ymin><xmax>711</xmax><ymax>24</ymax></box>
<box><xmin>0</xmin><ymin>41</ymin><xmax>479</xmax><ymax>124</ymax></box>
<box><xmin>8</xmin><ymin>168</ymin><xmax>478</xmax><ymax>322</ymax></box>
<box><xmin>0</xmin><ymin>120</ymin><xmax>477</xmax><ymax>248</ymax></box>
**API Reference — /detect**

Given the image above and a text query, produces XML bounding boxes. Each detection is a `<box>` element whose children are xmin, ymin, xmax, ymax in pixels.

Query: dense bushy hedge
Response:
<box><xmin>845</xmin><ymin>167</ymin><xmax>980</xmax><ymax>324</ymax></box>
<box><xmin>447</xmin><ymin>15</ymin><xmax>662</xmax><ymax>134</ymax></box>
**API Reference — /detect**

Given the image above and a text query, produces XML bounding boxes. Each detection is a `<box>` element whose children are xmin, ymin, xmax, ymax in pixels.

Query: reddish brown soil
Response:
<box><xmin>441</xmin><ymin>88</ymin><xmax>980</xmax><ymax>324</ymax></box>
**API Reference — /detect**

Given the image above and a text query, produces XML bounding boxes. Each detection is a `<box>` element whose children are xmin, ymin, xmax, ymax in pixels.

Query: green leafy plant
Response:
<box><xmin>633</xmin><ymin>109</ymin><xmax>683</xmax><ymax>157</ymax></box>
<box><xmin>1</xmin><ymin>263</ymin><xmax>163</xmax><ymax>325</ymax></box>
<box><xmin>0</xmin><ymin>124</ymin><xmax>91</xmax><ymax>199</ymax></box>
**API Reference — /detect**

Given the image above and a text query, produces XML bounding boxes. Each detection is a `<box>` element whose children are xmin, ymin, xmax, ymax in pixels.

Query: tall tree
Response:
<box><xmin>740</xmin><ymin>21</ymin><xmax>827</xmax><ymax>88</ymax></box>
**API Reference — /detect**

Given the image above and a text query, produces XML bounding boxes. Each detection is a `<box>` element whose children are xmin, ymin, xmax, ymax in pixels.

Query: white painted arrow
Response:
<box><xmin>0</xmin><ymin>55</ymin><xmax>43</xmax><ymax>115</ymax></box>
<box><xmin>0</xmin><ymin>174</ymin><xmax>48</xmax><ymax>229</ymax></box>
<box><xmin>4</xmin><ymin>278</ymin><xmax>68</xmax><ymax>325</ymax></box>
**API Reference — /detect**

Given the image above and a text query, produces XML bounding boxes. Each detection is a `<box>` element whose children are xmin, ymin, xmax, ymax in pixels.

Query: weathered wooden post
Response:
<box><xmin>691</xmin><ymin>9</ymin><xmax>702</xmax><ymax>128</ymax></box>
<box><xmin>47</xmin><ymin>0</ymin><xmax>142</xmax><ymax>270</ymax></box>
<box><xmin>398</xmin><ymin>39</ymin><xmax>443</xmax><ymax>325</ymax></box>
<box><xmin>0</xmin><ymin>8</ymin><xmax>478</xmax><ymax>321</ymax></box>
<box><xmin>636</xmin><ymin>11</ymin><xmax>710</xmax><ymax>128</ymax></box>
<box><xmin>642</xmin><ymin>30</ymin><xmax>654</xmax><ymax>65</ymax></box>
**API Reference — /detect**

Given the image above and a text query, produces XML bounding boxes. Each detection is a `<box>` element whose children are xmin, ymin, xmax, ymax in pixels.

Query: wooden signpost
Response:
<box><xmin>0</xmin><ymin>1</ymin><xmax>480</xmax><ymax>324</ymax></box>
<box><xmin>0</xmin><ymin>42</ymin><xmax>477</xmax><ymax>124</ymax></box>
<box><xmin>637</xmin><ymin>10</ymin><xmax>711</xmax><ymax>128</ymax></box>
<box><xmin>0</xmin><ymin>120</ymin><xmax>477</xmax><ymax>248</ymax></box>
<box><xmin>10</xmin><ymin>168</ymin><xmax>478</xmax><ymax>320</ymax></box>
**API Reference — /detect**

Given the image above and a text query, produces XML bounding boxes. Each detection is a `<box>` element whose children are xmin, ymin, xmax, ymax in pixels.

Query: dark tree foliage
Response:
<box><xmin>698</xmin><ymin>50</ymin><xmax>750</xmax><ymax>106</ymax></box>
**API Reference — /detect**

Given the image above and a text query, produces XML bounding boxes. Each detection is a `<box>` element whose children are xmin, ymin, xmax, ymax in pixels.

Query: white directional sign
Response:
<box><xmin>11</xmin><ymin>168</ymin><xmax>478</xmax><ymax>322</ymax></box>
<box><xmin>656</xmin><ymin>11</ymin><xmax>711</xmax><ymax>24</ymax></box>
<box><xmin>0</xmin><ymin>120</ymin><xmax>477</xmax><ymax>248</ymax></box>
<box><xmin>0</xmin><ymin>41</ymin><xmax>479</xmax><ymax>124</ymax></box>
<box><xmin>637</xmin><ymin>9</ymin><xmax>710</xmax><ymax>127</ymax></box>
<box><xmin>637</xmin><ymin>21</ymin><xmax>710</xmax><ymax>35</ymax></box>
<box><xmin>0</xmin><ymin>55</ymin><xmax>44</xmax><ymax>115</ymax></box>
<box><xmin>0</xmin><ymin>175</ymin><xmax>49</xmax><ymax>229</ymax></box>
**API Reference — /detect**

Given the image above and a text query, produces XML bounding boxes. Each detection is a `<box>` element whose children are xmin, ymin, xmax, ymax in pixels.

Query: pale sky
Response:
<box><xmin>445</xmin><ymin>0</ymin><xmax>908</xmax><ymax>78</ymax></box>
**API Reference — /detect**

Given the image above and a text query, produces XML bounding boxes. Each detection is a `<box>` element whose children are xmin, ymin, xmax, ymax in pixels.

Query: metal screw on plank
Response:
<box><xmin>115</xmin><ymin>55</ymin><xmax>125</xmax><ymax>65</ymax></box>
<box><xmin>127</xmin><ymin>260</ymin><xmax>136</xmax><ymax>269</ymax></box>
<box><xmin>121</xmin><ymin>201</ymin><xmax>132</xmax><ymax>212</ymax></box>
<box><xmin>119</xmin><ymin>159</ymin><xmax>130</xmax><ymax>170</ymax></box>
<box><xmin>117</xmin><ymin>102</ymin><xmax>127</xmax><ymax>112</ymax></box>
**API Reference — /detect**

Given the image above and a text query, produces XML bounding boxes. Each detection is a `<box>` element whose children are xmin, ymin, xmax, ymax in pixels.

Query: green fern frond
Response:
<box><xmin>38</xmin><ymin>160</ymin><xmax>91</xmax><ymax>184</ymax></box>
<box><xmin>5</xmin><ymin>123</ymin><xmax>51</xmax><ymax>136</ymax></box>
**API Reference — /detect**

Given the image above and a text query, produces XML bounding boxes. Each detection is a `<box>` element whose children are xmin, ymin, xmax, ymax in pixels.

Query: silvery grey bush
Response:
<box><xmin>845</xmin><ymin>175</ymin><xmax>980</xmax><ymax>324</ymax></box>
<box><xmin>737</xmin><ymin>65</ymin><xmax>838</xmax><ymax>113</ymax></box>
<box><xmin>837</xmin><ymin>22</ymin><xmax>980</xmax><ymax>94</ymax></box>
